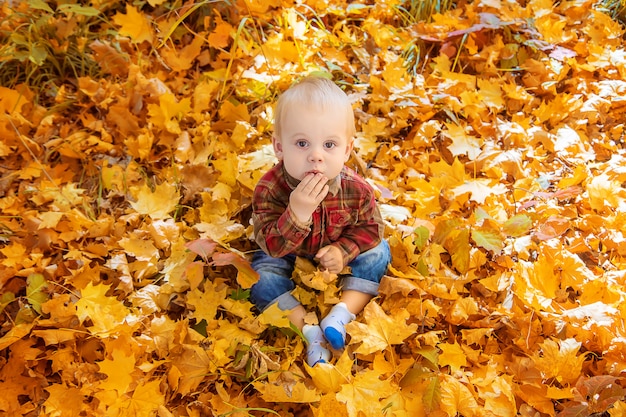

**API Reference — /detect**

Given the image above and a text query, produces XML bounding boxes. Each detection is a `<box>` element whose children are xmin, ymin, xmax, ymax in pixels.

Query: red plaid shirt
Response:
<box><xmin>252</xmin><ymin>161</ymin><xmax>384</xmax><ymax>265</ymax></box>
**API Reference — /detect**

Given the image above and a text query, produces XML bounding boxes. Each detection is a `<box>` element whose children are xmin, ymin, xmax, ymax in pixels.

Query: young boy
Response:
<box><xmin>250</xmin><ymin>76</ymin><xmax>391</xmax><ymax>366</ymax></box>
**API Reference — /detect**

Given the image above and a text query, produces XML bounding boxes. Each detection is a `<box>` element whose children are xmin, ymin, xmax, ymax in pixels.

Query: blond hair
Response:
<box><xmin>274</xmin><ymin>76</ymin><xmax>356</xmax><ymax>139</ymax></box>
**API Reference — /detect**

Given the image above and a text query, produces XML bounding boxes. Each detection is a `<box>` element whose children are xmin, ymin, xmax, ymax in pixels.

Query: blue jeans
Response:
<box><xmin>250</xmin><ymin>240</ymin><xmax>391</xmax><ymax>312</ymax></box>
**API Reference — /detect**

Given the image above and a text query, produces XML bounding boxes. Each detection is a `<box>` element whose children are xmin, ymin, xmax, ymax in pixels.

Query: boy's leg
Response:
<box><xmin>321</xmin><ymin>240</ymin><xmax>391</xmax><ymax>349</ymax></box>
<box><xmin>250</xmin><ymin>250</ymin><xmax>300</xmax><ymax>312</ymax></box>
<box><xmin>302</xmin><ymin>324</ymin><xmax>331</xmax><ymax>366</ymax></box>
<box><xmin>251</xmin><ymin>250</ymin><xmax>330</xmax><ymax>365</ymax></box>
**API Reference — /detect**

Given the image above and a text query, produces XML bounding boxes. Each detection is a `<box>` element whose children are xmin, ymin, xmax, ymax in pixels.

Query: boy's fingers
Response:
<box><xmin>316</xmin><ymin>246</ymin><xmax>329</xmax><ymax>258</ymax></box>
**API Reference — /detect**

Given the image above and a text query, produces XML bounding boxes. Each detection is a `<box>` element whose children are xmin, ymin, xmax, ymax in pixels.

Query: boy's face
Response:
<box><xmin>273</xmin><ymin>101</ymin><xmax>353</xmax><ymax>182</ymax></box>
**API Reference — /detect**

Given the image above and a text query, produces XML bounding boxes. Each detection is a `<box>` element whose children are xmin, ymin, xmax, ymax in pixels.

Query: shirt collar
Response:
<box><xmin>281</xmin><ymin>161</ymin><xmax>341</xmax><ymax>196</ymax></box>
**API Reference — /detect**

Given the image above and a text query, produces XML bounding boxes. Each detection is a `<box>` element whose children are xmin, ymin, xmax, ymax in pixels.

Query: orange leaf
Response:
<box><xmin>161</xmin><ymin>34</ymin><xmax>205</xmax><ymax>72</ymax></box>
<box><xmin>208</xmin><ymin>16</ymin><xmax>232</xmax><ymax>48</ymax></box>
<box><xmin>346</xmin><ymin>301</ymin><xmax>418</xmax><ymax>355</ymax></box>
<box><xmin>113</xmin><ymin>5</ymin><xmax>154</xmax><ymax>44</ymax></box>
<box><xmin>212</xmin><ymin>252</ymin><xmax>259</xmax><ymax>289</ymax></box>
<box><xmin>43</xmin><ymin>385</ymin><xmax>87</xmax><ymax>416</ymax></box>
<box><xmin>185</xmin><ymin>238</ymin><xmax>218</xmax><ymax>262</ymax></box>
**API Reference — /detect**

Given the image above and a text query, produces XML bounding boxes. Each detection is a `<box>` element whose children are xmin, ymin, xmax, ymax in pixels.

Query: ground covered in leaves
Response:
<box><xmin>1</xmin><ymin>0</ymin><xmax>626</xmax><ymax>416</ymax></box>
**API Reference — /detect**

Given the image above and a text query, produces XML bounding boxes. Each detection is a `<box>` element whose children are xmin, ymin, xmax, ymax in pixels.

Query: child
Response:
<box><xmin>250</xmin><ymin>76</ymin><xmax>391</xmax><ymax>366</ymax></box>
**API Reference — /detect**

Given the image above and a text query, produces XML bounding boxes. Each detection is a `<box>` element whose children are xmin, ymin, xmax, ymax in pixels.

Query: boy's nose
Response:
<box><xmin>308</xmin><ymin>150</ymin><xmax>323</xmax><ymax>162</ymax></box>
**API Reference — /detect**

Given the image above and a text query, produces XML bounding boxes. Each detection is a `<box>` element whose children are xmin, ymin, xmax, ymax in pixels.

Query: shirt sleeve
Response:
<box><xmin>252</xmin><ymin>175</ymin><xmax>311</xmax><ymax>258</ymax></box>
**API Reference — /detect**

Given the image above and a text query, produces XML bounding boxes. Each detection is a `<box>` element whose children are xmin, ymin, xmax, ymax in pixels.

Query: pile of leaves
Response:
<box><xmin>1</xmin><ymin>0</ymin><xmax>626</xmax><ymax>416</ymax></box>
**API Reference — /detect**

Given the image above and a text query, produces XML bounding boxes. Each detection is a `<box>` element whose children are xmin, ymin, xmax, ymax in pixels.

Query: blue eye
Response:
<box><xmin>296</xmin><ymin>140</ymin><xmax>308</xmax><ymax>148</ymax></box>
<box><xmin>324</xmin><ymin>142</ymin><xmax>336</xmax><ymax>149</ymax></box>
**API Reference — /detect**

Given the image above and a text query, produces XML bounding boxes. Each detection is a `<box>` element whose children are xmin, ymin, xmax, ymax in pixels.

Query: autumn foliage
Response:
<box><xmin>2</xmin><ymin>0</ymin><xmax>626</xmax><ymax>416</ymax></box>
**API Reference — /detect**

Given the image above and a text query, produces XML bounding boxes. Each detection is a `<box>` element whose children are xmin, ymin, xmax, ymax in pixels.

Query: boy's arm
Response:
<box><xmin>253</xmin><ymin>207</ymin><xmax>310</xmax><ymax>258</ymax></box>
<box><xmin>253</xmin><ymin>171</ymin><xmax>329</xmax><ymax>258</ymax></box>
<box><xmin>252</xmin><ymin>182</ymin><xmax>310</xmax><ymax>258</ymax></box>
<box><xmin>325</xmin><ymin>190</ymin><xmax>384</xmax><ymax>266</ymax></box>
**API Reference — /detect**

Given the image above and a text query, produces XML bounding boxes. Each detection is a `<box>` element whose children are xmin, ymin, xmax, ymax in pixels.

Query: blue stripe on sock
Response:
<box><xmin>324</xmin><ymin>327</ymin><xmax>345</xmax><ymax>350</ymax></box>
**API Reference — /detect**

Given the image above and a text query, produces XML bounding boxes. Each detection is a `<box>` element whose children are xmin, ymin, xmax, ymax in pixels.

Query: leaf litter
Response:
<box><xmin>1</xmin><ymin>0</ymin><xmax>626</xmax><ymax>416</ymax></box>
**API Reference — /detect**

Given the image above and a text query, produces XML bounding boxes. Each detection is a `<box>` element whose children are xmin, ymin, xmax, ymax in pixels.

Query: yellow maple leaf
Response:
<box><xmin>451</xmin><ymin>179</ymin><xmax>508</xmax><ymax>204</ymax></box>
<box><xmin>118</xmin><ymin>380</ymin><xmax>164</xmax><ymax>417</ymax></box>
<box><xmin>460</xmin><ymin>328</ymin><xmax>493</xmax><ymax>346</ymax></box>
<box><xmin>212</xmin><ymin>152</ymin><xmax>239</xmax><ymax>187</ymax></box>
<box><xmin>0</xmin><ymin>323</ymin><xmax>34</xmax><ymax>351</ymax></box>
<box><xmin>346</xmin><ymin>301</ymin><xmax>418</xmax><ymax>355</ymax></box>
<box><xmin>470</xmin><ymin>364</ymin><xmax>517</xmax><ymax>417</ymax></box>
<box><xmin>258</xmin><ymin>303</ymin><xmax>292</xmax><ymax>329</ymax></box>
<box><xmin>439</xmin><ymin>374</ymin><xmax>480</xmax><ymax>417</ymax></box>
<box><xmin>118</xmin><ymin>236</ymin><xmax>159</xmax><ymax>262</ymax></box>
<box><xmin>124</xmin><ymin>131</ymin><xmax>154</xmax><ymax>161</ymax></box>
<box><xmin>43</xmin><ymin>385</ymin><xmax>86</xmax><ymax>417</ymax></box>
<box><xmin>534</xmin><ymin>13</ymin><xmax>571</xmax><ymax>44</ymax></box>
<box><xmin>31</xmin><ymin>329</ymin><xmax>76</xmax><ymax>345</ymax></box>
<box><xmin>130</xmin><ymin>182</ymin><xmax>180</xmax><ymax>220</ymax></box>
<box><xmin>447</xmin><ymin>227</ymin><xmax>470</xmax><ymax>274</ymax></box>
<box><xmin>447</xmin><ymin>297</ymin><xmax>479</xmax><ymax>325</ymax></box>
<box><xmin>75</xmin><ymin>282</ymin><xmax>131</xmax><ymax>335</ymax></box>
<box><xmin>587</xmin><ymin>172</ymin><xmax>623</xmax><ymax>211</ymax></box>
<box><xmin>253</xmin><ymin>380</ymin><xmax>320</xmax><ymax>403</ymax></box>
<box><xmin>184</xmin><ymin>261</ymin><xmax>204</xmax><ymax>291</ymax></box>
<box><xmin>113</xmin><ymin>5</ymin><xmax>154</xmax><ymax>44</ymax></box>
<box><xmin>161</xmin><ymin>34</ymin><xmax>205</xmax><ymax>72</ymax></box>
<box><xmin>514</xmin><ymin>255</ymin><xmax>558</xmax><ymax>310</ymax></box>
<box><xmin>186</xmin><ymin>281</ymin><xmax>228</xmax><ymax>323</ymax></box>
<box><xmin>0</xmin><ymin>86</ymin><xmax>29</xmax><ymax>114</ymax></box>
<box><xmin>516</xmin><ymin>382</ymin><xmax>557</xmax><ymax>415</ymax></box>
<box><xmin>161</xmin><ymin>238</ymin><xmax>198</xmax><ymax>291</ymax></box>
<box><xmin>444</xmin><ymin>123</ymin><xmax>482</xmax><ymax>160</ymax></box>
<box><xmin>532</xmin><ymin>338</ymin><xmax>588</xmax><ymax>385</ymax></box>
<box><xmin>477</xmin><ymin>77</ymin><xmax>505</xmax><ymax>110</ymax></box>
<box><xmin>38</xmin><ymin>211</ymin><xmax>64</xmax><ymax>229</ymax></box>
<box><xmin>336</xmin><ymin>369</ymin><xmax>396</xmax><ymax>417</ymax></box>
<box><xmin>169</xmin><ymin>345</ymin><xmax>216</xmax><ymax>395</ymax></box>
<box><xmin>438</xmin><ymin>341</ymin><xmax>467</xmax><ymax>373</ymax></box>
<box><xmin>305</xmin><ymin>350</ymin><xmax>353</xmax><ymax>393</ymax></box>
<box><xmin>218</xmin><ymin>100</ymin><xmax>250</xmax><ymax>124</ymax></box>
<box><xmin>98</xmin><ymin>348</ymin><xmax>136</xmax><ymax>394</ymax></box>
<box><xmin>312</xmin><ymin>394</ymin><xmax>350</xmax><ymax>417</ymax></box>
<box><xmin>148</xmin><ymin>93</ymin><xmax>192</xmax><ymax>134</ymax></box>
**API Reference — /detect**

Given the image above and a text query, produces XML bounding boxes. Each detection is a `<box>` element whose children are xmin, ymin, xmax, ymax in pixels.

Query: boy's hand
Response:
<box><xmin>316</xmin><ymin>245</ymin><xmax>344</xmax><ymax>274</ymax></box>
<box><xmin>289</xmin><ymin>172</ymin><xmax>329</xmax><ymax>223</ymax></box>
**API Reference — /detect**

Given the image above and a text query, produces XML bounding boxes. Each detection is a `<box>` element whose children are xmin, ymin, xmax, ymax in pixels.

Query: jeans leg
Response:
<box><xmin>250</xmin><ymin>250</ymin><xmax>300</xmax><ymax>312</ymax></box>
<box><xmin>342</xmin><ymin>239</ymin><xmax>391</xmax><ymax>296</ymax></box>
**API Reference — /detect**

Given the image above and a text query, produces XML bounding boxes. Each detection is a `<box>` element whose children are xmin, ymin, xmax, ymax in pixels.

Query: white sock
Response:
<box><xmin>302</xmin><ymin>324</ymin><xmax>330</xmax><ymax>366</ymax></box>
<box><xmin>320</xmin><ymin>302</ymin><xmax>355</xmax><ymax>350</ymax></box>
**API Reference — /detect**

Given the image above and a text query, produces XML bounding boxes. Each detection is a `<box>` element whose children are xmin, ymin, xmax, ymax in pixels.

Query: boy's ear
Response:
<box><xmin>272</xmin><ymin>136</ymin><xmax>283</xmax><ymax>159</ymax></box>
<box><xmin>344</xmin><ymin>138</ymin><xmax>354</xmax><ymax>162</ymax></box>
